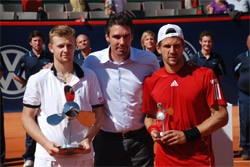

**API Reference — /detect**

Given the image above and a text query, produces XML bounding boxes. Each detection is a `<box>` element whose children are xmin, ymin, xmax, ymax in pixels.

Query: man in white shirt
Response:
<box><xmin>22</xmin><ymin>25</ymin><xmax>104</xmax><ymax>167</ymax></box>
<box><xmin>84</xmin><ymin>13</ymin><xmax>160</xmax><ymax>166</ymax></box>
<box><xmin>227</xmin><ymin>0</ymin><xmax>250</xmax><ymax>12</ymax></box>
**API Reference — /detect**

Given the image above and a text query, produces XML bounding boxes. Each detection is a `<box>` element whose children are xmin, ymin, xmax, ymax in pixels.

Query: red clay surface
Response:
<box><xmin>3</xmin><ymin>106</ymin><xmax>250</xmax><ymax>166</ymax></box>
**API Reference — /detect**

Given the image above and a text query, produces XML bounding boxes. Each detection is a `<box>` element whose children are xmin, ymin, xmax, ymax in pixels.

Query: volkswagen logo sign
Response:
<box><xmin>0</xmin><ymin>45</ymin><xmax>28</xmax><ymax>99</ymax></box>
<box><xmin>183</xmin><ymin>40</ymin><xmax>197</xmax><ymax>61</ymax></box>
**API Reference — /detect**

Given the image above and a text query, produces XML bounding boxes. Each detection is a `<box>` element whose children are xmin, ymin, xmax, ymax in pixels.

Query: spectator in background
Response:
<box><xmin>113</xmin><ymin>0</ymin><xmax>127</xmax><ymax>13</ymax></box>
<box><xmin>70</xmin><ymin>0</ymin><xmax>89</xmax><ymax>12</ymax></box>
<box><xmin>104</xmin><ymin>0</ymin><xmax>127</xmax><ymax>15</ymax></box>
<box><xmin>232</xmin><ymin>34</ymin><xmax>250</xmax><ymax>160</ymax></box>
<box><xmin>209</xmin><ymin>0</ymin><xmax>231</xmax><ymax>14</ymax></box>
<box><xmin>84</xmin><ymin>13</ymin><xmax>160</xmax><ymax>166</ymax></box>
<box><xmin>143</xmin><ymin>23</ymin><xmax>228</xmax><ymax>167</ymax></box>
<box><xmin>37</xmin><ymin>7</ymin><xmax>47</xmax><ymax>21</ymax></box>
<box><xmin>141</xmin><ymin>30</ymin><xmax>164</xmax><ymax>67</ymax></box>
<box><xmin>22</xmin><ymin>0</ymin><xmax>42</xmax><ymax>12</ymax></box>
<box><xmin>0</xmin><ymin>53</ymin><xmax>6</xmax><ymax>167</ymax></box>
<box><xmin>227</xmin><ymin>0</ymin><xmax>250</xmax><ymax>13</ymax></box>
<box><xmin>189</xmin><ymin>30</ymin><xmax>226</xmax><ymax>81</ymax></box>
<box><xmin>13</xmin><ymin>30</ymin><xmax>53</xmax><ymax>167</ymax></box>
<box><xmin>184</xmin><ymin>0</ymin><xmax>193</xmax><ymax>9</ymax></box>
<box><xmin>105</xmin><ymin>0</ymin><xmax>115</xmax><ymax>15</ymax></box>
<box><xmin>74</xmin><ymin>34</ymin><xmax>91</xmax><ymax>66</ymax></box>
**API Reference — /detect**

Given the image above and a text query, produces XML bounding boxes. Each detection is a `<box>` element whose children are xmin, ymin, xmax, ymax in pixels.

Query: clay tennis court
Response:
<box><xmin>3</xmin><ymin>106</ymin><xmax>250</xmax><ymax>167</ymax></box>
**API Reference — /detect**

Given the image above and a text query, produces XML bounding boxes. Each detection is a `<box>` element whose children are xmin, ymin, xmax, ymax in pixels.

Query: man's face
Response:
<box><xmin>76</xmin><ymin>35</ymin><xmax>90</xmax><ymax>51</ymax></box>
<box><xmin>29</xmin><ymin>36</ymin><xmax>44</xmax><ymax>52</ymax></box>
<box><xmin>143</xmin><ymin>34</ymin><xmax>156</xmax><ymax>51</ymax></box>
<box><xmin>48</xmin><ymin>35</ymin><xmax>76</xmax><ymax>63</ymax></box>
<box><xmin>199</xmin><ymin>35</ymin><xmax>213</xmax><ymax>52</ymax></box>
<box><xmin>105</xmin><ymin>25</ymin><xmax>133</xmax><ymax>58</ymax></box>
<box><xmin>247</xmin><ymin>35</ymin><xmax>250</xmax><ymax>51</ymax></box>
<box><xmin>157</xmin><ymin>37</ymin><xmax>185</xmax><ymax>68</ymax></box>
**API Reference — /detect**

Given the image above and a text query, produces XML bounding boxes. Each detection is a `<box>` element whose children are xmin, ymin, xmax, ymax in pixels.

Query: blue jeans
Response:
<box><xmin>238</xmin><ymin>91</ymin><xmax>250</xmax><ymax>155</ymax></box>
<box><xmin>22</xmin><ymin>132</ymin><xmax>36</xmax><ymax>161</ymax></box>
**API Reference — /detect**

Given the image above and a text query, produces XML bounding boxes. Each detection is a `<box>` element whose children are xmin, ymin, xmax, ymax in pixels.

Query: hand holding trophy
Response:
<box><xmin>156</xmin><ymin>103</ymin><xmax>174</xmax><ymax>137</ymax></box>
<box><xmin>46</xmin><ymin>85</ymin><xmax>96</xmax><ymax>155</ymax></box>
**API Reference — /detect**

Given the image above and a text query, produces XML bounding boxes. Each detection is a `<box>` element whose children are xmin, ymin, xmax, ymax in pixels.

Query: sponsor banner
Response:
<box><xmin>1</xmin><ymin>17</ymin><xmax>249</xmax><ymax>112</ymax></box>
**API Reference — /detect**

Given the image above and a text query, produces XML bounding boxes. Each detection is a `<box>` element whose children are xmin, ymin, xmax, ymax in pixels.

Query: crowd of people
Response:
<box><xmin>13</xmin><ymin>0</ymin><xmax>250</xmax><ymax>19</ymax></box>
<box><xmin>0</xmin><ymin>11</ymin><xmax>249</xmax><ymax>167</ymax></box>
<box><xmin>206</xmin><ymin>0</ymin><xmax>250</xmax><ymax>14</ymax></box>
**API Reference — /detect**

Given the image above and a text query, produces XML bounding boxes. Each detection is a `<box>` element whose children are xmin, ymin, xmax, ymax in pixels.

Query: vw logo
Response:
<box><xmin>0</xmin><ymin>45</ymin><xmax>28</xmax><ymax>99</ymax></box>
<box><xmin>183</xmin><ymin>40</ymin><xmax>197</xmax><ymax>61</ymax></box>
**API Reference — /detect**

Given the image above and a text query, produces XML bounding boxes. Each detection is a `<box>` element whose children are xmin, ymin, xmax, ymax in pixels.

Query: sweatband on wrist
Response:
<box><xmin>147</xmin><ymin>125</ymin><xmax>160</xmax><ymax>135</ymax></box>
<box><xmin>183</xmin><ymin>127</ymin><xmax>201</xmax><ymax>142</ymax></box>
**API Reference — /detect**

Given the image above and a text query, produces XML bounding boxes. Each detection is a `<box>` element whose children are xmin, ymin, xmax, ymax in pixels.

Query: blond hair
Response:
<box><xmin>49</xmin><ymin>25</ymin><xmax>76</xmax><ymax>44</ymax></box>
<box><xmin>141</xmin><ymin>30</ymin><xmax>156</xmax><ymax>50</ymax></box>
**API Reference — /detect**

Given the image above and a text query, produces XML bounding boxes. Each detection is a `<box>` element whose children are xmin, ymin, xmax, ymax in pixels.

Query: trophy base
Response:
<box><xmin>157</xmin><ymin>132</ymin><xmax>163</xmax><ymax>137</ymax></box>
<box><xmin>58</xmin><ymin>144</ymin><xmax>85</xmax><ymax>155</ymax></box>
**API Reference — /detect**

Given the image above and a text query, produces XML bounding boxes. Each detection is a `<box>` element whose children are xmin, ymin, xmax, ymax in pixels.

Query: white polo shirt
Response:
<box><xmin>84</xmin><ymin>47</ymin><xmax>160</xmax><ymax>133</ymax></box>
<box><xmin>23</xmin><ymin>64</ymin><xmax>104</xmax><ymax>162</ymax></box>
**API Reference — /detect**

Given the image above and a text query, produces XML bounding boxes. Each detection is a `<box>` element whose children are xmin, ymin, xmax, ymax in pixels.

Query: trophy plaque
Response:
<box><xmin>156</xmin><ymin>103</ymin><xmax>174</xmax><ymax>137</ymax></box>
<box><xmin>46</xmin><ymin>85</ymin><xmax>96</xmax><ymax>155</ymax></box>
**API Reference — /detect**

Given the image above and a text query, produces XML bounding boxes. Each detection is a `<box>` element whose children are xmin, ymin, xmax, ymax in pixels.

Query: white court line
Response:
<box><xmin>234</xmin><ymin>160</ymin><xmax>250</xmax><ymax>162</ymax></box>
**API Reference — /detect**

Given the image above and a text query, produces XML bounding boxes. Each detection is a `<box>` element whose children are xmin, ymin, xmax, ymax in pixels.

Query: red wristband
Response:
<box><xmin>147</xmin><ymin>125</ymin><xmax>160</xmax><ymax>135</ymax></box>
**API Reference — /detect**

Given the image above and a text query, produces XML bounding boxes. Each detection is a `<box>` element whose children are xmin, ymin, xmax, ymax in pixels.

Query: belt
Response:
<box><xmin>100</xmin><ymin>127</ymin><xmax>145</xmax><ymax>139</ymax></box>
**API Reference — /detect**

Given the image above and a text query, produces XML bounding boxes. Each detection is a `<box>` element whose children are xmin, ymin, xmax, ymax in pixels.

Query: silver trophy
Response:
<box><xmin>156</xmin><ymin>103</ymin><xmax>174</xmax><ymax>137</ymax></box>
<box><xmin>46</xmin><ymin>85</ymin><xmax>96</xmax><ymax>155</ymax></box>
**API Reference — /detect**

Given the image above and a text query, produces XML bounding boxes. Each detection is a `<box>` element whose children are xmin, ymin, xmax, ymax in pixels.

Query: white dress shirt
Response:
<box><xmin>227</xmin><ymin>0</ymin><xmax>250</xmax><ymax>12</ymax></box>
<box><xmin>84</xmin><ymin>47</ymin><xmax>160</xmax><ymax>133</ymax></box>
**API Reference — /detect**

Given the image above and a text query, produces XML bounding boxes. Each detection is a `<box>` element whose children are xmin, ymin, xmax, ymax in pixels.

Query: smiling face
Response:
<box><xmin>157</xmin><ymin>37</ymin><xmax>185</xmax><ymax>73</ymax></box>
<box><xmin>105</xmin><ymin>25</ymin><xmax>133</xmax><ymax>61</ymax></box>
<box><xmin>49</xmin><ymin>35</ymin><xmax>76</xmax><ymax>64</ymax></box>
<box><xmin>200</xmin><ymin>35</ymin><xmax>213</xmax><ymax>53</ymax></box>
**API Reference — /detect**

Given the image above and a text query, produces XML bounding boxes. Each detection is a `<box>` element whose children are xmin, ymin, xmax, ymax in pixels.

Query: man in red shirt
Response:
<box><xmin>142</xmin><ymin>24</ymin><xmax>228</xmax><ymax>167</ymax></box>
<box><xmin>22</xmin><ymin>0</ymin><xmax>41</xmax><ymax>11</ymax></box>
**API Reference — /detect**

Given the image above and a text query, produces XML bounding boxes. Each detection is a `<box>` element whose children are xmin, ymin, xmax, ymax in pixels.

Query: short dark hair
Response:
<box><xmin>105</xmin><ymin>13</ymin><xmax>134</xmax><ymax>36</ymax></box>
<box><xmin>29</xmin><ymin>30</ymin><xmax>45</xmax><ymax>42</ymax></box>
<box><xmin>199</xmin><ymin>31</ymin><xmax>214</xmax><ymax>41</ymax></box>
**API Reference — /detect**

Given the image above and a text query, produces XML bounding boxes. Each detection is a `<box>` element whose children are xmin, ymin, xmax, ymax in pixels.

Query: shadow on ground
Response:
<box><xmin>4</xmin><ymin>157</ymin><xmax>23</xmax><ymax>166</ymax></box>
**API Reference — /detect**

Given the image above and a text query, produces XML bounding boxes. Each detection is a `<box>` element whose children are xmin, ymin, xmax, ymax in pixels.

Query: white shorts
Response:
<box><xmin>34</xmin><ymin>158</ymin><xmax>93</xmax><ymax>167</ymax></box>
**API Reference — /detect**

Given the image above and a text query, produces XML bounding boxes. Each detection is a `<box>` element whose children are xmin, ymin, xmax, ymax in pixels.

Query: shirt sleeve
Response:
<box><xmin>232</xmin><ymin>56</ymin><xmax>240</xmax><ymax>77</ymax></box>
<box><xmin>14</xmin><ymin>55</ymin><xmax>25</xmax><ymax>77</ymax></box>
<box><xmin>23</xmin><ymin>74</ymin><xmax>41</xmax><ymax>108</ymax></box>
<box><xmin>142</xmin><ymin>76</ymin><xmax>157</xmax><ymax>114</ymax></box>
<box><xmin>152</xmin><ymin>55</ymin><xmax>161</xmax><ymax>71</ymax></box>
<box><xmin>203</xmin><ymin>69</ymin><xmax>227</xmax><ymax>107</ymax></box>
<box><xmin>86</xmin><ymin>68</ymin><xmax>104</xmax><ymax>107</ymax></box>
